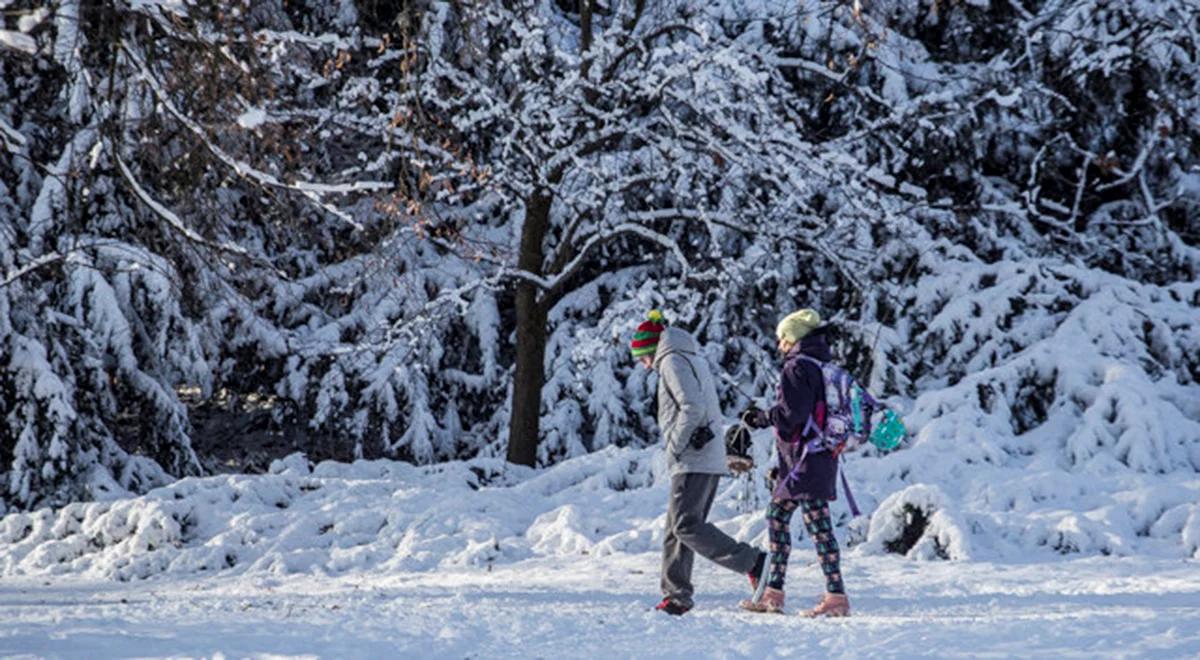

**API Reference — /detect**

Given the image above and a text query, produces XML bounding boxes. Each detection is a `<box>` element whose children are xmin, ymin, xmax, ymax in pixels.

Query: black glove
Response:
<box><xmin>739</xmin><ymin>405</ymin><xmax>768</xmax><ymax>429</ymax></box>
<box><xmin>688</xmin><ymin>425</ymin><xmax>716</xmax><ymax>450</ymax></box>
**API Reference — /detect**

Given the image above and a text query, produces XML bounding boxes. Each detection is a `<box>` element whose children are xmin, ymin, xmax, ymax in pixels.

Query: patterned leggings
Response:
<box><xmin>765</xmin><ymin>497</ymin><xmax>844</xmax><ymax>593</ymax></box>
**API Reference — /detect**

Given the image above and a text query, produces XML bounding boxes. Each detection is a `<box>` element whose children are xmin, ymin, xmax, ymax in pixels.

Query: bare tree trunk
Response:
<box><xmin>580</xmin><ymin>0</ymin><xmax>594</xmax><ymax>54</ymax></box>
<box><xmin>506</xmin><ymin>189</ymin><xmax>553</xmax><ymax>466</ymax></box>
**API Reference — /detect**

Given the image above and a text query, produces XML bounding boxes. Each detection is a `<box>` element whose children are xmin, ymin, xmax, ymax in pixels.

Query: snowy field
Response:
<box><xmin>2</xmin><ymin>445</ymin><xmax>1199</xmax><ymax>658</ymax></box>
<box><xmin>4</xmin><ymin>553</ymin><xmax>1200</xmax><ymax>658</ymax></box>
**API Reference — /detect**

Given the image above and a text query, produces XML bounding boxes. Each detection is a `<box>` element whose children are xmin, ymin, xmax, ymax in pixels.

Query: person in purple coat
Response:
<box><xmin>737</xmin><ymin>308</ymin><xmax>851</xmax><ymax>617</ymax></box>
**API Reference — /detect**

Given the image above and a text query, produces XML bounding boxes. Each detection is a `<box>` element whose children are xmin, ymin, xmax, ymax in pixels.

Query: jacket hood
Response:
<box><xmin>787</xmin><ymin>329</ymin><xmax>832</xmax><ymax>363</ymax></box>
<box><xmin>653</xmin><ymin>327</ymin><xmax>699</xmax><ymax>369</ymax></box>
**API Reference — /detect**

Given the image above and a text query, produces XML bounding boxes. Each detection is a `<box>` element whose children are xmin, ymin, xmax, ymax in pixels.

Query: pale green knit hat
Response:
<box><xmin>776</xmin><ymin>309</ymin><xmax>821</xmax><ymax>343</ymax></box>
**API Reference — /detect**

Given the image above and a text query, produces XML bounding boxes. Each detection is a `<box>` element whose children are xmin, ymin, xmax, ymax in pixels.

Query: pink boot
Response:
<box><xmin>739</xmin><ymin>587</ymin><xmax>785</xmax><ymax>614</ymax></box>
<box><xmin>803</xmin><ymin>592</ymin><xmax>850</xmax><ymax>618</ymax></box>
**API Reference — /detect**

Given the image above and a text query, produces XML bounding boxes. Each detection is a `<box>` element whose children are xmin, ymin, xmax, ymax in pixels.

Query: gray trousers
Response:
<box><xmin>661</xmin><ymin>472</ymin><xmax>761</xmax><ymax>607</ymax></box>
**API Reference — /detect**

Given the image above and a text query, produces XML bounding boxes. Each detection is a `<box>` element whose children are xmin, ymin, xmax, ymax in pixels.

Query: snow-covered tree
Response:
<box><xmin>1</xmin><ymin>0</ymin><xmax>1196</xmax><ymax>513</ymax></box>
<box><xmin>396</xmin><ymin>0</ymin><xmax>903</xmax><ymax>464</ymax></box>
<box><xmin>1</xmin><ymin>0</ymin><xmax>205</xmax><ymax>510</ymax></box>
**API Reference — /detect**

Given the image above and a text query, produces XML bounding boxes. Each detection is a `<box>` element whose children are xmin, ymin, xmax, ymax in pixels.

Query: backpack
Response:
<box><xmin>798</xmin><ymin>356</ymin><xmax>909</xmax><ymax>517</ymax></box>
<box><xmin>798</xmin><ymin>356</ymin><xmax>907</xmax><ymax>457</ymax></box>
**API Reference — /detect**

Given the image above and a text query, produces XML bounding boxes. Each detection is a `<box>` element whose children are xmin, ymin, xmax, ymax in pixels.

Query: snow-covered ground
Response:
<box><xmin>2</xmin><ymin>445</ymin><xmax>1199</xmax><ymax>658</ymax></box>
<box><xmin>5</xmin><ymin>553</ymin><xmax>1200</xmax><ymax>658</ymax></box>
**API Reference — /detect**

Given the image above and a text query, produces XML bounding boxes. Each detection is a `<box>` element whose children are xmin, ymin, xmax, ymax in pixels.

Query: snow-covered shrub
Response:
<box><xmin>0</xmin><ymin>85</ymin><xmax>200</xmax><ymax>509</ymax></box>
<box><xmin>0</xmin><ymin>446</ymin><xmax>684</xmax><ymax>580</ymax></box>
<box><xmin>893</xmin><ymin>249</ymin><xmax>1200</xmax><ymax>476</ymax></box>
<box><xmin>862</xmin><ymin>484</ymin><xmax>971</xmax><ymax>561</ymax></box>
<box><xmin>836</xmin><ymin>243</ymin><xmax>1199</xmax><ymax>560</ymax></box>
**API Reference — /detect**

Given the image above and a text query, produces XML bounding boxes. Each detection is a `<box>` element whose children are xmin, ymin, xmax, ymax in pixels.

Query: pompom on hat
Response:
<box><xmin>776</xmin><ymin>308</ymin><xmax>821</xmax><ymax>344</ymax></box>
<box><xmin>630</xmin><ymin>309</ymin><xmax>666</xmax><ymax>359</ymax></box>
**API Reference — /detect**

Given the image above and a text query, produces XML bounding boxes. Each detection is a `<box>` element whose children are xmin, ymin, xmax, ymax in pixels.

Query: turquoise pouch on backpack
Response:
<box><xmin>869</xmin><ymin>409</ymin><xmax>906</xmax><ymax>453</ymax></box>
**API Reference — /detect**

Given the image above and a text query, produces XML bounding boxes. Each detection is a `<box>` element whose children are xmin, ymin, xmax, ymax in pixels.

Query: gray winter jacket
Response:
<box><xmin>653</xmin><ymin>327</ymin><xmax>727</xmax><ymax>477</ymax></box>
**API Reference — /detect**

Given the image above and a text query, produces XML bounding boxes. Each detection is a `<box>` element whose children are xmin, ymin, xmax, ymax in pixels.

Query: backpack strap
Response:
<box><xmin>797</xmin><ymin>440</ymin><xmax>861</xmax><ymax>517</ymax></box>
<box><xmin>840</xmin><ymin>467</ymin><xmax>861</xmax><ymax>517</ymax></box>
<box><xmin>796</xmin><ymin>355</ymin><xmax>824</xmax><ymax>368</ymax></box>
<box><xmin>792</xmin><ymin>355</ymin><xmax>830</xmax><ymax>450</ymax></box>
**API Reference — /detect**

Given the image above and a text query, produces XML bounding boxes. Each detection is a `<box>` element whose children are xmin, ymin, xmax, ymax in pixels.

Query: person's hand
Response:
<box><xmin>739</xmin><ymin>405</ymin><xmax>768</xmax><ymax>429</ymax></box>
<box><xmin>765</xmin><ymin>466</ymin><xmax>779</xmax><ymax>492</ymax></box>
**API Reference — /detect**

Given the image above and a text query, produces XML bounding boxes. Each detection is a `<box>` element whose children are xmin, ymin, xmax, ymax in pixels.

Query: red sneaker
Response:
<box><xmin>655</xmin><ymin>597</ymin><xmax>691</xmax><ymax>616</ymax></box>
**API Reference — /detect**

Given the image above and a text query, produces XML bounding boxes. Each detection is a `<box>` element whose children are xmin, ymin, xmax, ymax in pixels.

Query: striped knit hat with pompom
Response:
<box><xmin>630</xmin><ymin>309</ymin><xmax>666</xmax><ymax>359</ymax></box>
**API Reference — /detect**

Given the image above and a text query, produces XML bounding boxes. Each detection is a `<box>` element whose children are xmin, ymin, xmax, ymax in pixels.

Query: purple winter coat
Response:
<box><xmin>764</xmin><ymin>331</ymin><xmax>838</xmax><ymax>501</ymax></box>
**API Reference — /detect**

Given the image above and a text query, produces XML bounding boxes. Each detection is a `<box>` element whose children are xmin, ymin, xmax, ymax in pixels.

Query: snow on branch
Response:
<box><xmin>0</xmin><ymin>29</ymin><xmax>37</xmax><ymax>55</ymax></box>
<box><xmin>120</xmin><ymin>41</ymin><xmax>390</xmax><ymax>230</ymax></box>
<box><xmin>0</xmin><ymin>117</ymin><xmax>26</xmax><ymax>151</ymax></box>
<box><xmin>1</xmin><ymin>252</ymin><xmax>69</xmax><ymax>288</ymax></box>
<box><xmin>114</xmin><ymin>154</ymin><xmax>252</xmax><ymax>258</ymax></box>
<box><xmin>770</xmin><ymin>55</ymin><xmax>889</xmax><ymax>108</ymax></box>
<box><xmin>1093</xmin><ymin>114</ymin><xmax>1165</xmax><ymax>193</ymax></box>
<box><xmin>541</xmin><ymin>221</ymin><xmax>690</xmax><ymax>304</ymax></box>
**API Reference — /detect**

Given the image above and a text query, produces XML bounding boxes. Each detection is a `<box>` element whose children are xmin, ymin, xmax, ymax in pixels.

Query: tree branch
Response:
<box><xmin>121</xmin><ymin>41</ymin><xmax>390</xmax><ymax>231</ymax></box>
<box><xmin>602</xmin><ymin>23</ymin><xmax>704</xmax><ymax>82</ymax></box>
<box><xmin>539</xmin><ymin>221</ymin><xmax>692</xmax><ymax>308</ymax></box>
<box><xmin>115</xmin><ymin>153</ymin><xmax>253</xmax><ymax>259</ymax></box>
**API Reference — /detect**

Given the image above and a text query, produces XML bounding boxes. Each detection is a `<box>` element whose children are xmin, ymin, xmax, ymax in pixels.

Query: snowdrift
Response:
<box><xmin>0</xmin><ymin>447</ymin><xmax>695</xmax><ymax>580</ymax></box>
<box><xmin>1</xmin><ymin>434</ymin><xmax>1197</xmax><ymax>582</ymax></box>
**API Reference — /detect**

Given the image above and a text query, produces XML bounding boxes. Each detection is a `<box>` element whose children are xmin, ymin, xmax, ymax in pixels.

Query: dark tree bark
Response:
<box><xmin>580</xmin><ymin>0</ymin><xmax>594</xmax><ymax>54</ymax></box>
<box><xmin>506</xmin><ymin>189</ymin><xmax>553</xmax><ymax>466</ymax></box>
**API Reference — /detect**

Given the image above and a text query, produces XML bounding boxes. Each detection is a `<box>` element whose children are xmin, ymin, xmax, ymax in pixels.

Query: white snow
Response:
<box><xmin>2</xmin><ymin>444</ymin><xmax>1199</xmax><ymax>656</ymax></box>
<box><xmin>127</xmin><ymin>0</ymin><xmax>188</xmax><ymax>15</ymax></box>
<box><xmin>17</xmin><ymin>7</ymin><xmax>50</xmax><ymax>33</ymax></box>
<box><xmin>235</xmin><ymin>107</ymin><xmax>268</xmax><ymax>130</ymax></box>
<box><xmin>3</xmin><ymin>554</ymin><xmax>1198</xmax><ymax>658</ymax></box>
<box><xmin>0</xmin><ymin>29</ymin><xmax>37</xmax><ymax>55</ymax></box>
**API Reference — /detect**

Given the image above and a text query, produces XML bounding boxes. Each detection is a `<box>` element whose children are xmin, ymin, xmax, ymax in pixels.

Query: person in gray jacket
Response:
<box><xmin>630</xmin><ymin>310</ymin><xmax>767</xmax><ymax>615</ymax></box>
